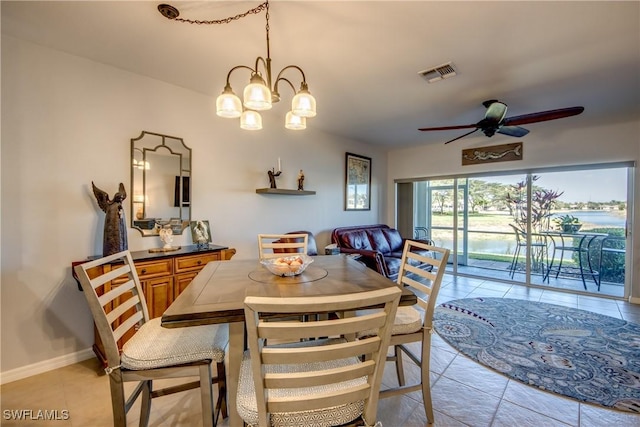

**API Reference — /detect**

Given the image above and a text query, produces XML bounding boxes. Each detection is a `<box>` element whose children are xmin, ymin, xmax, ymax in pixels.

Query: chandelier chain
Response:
<box><xmin>171</xmin><ymin>1</ymin><xmax>268</xmax><ymax>25</ymax></box>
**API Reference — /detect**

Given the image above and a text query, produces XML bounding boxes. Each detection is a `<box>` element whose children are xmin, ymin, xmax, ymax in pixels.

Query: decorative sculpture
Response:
<box><xmin>159</xmin><ymin>226</ymin><xmax>174</xmax><ymax>249</ymax></box>
<box><xmin>297</xmin><ymin>169</ymin><xmax>305</xmax><ymax>190</ymax></box>
<box><xmin>268</xmin><ymin>168</ymin><xmax>282</xmax><ymax>189</ymax></box>
<box><xmin>92</xmin><ymin>182</ymin><xmax>128</xmax><ymax>256</ymax></box>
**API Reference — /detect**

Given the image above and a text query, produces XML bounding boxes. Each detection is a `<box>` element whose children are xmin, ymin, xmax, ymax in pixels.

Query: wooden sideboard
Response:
<box><xmin>74</xmin><ymin>244</ymin><xmax>236</xmax><ymax>366</ymax></box>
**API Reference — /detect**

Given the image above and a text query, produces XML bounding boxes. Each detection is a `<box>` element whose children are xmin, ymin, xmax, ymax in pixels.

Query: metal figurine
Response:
<box><xmin>92</xmin><ymin>182</ymin><xmax>128</xmax><ymax>256</ymax></box>
<box><xmin>297</xmin><ymin>169</ymin><xmax>305</xmax><ymax>191</ymax></box>
<box><xmin>268</xmin><ymin>168</ymin><xmax>282</xmax><ymax>189</ymax></box>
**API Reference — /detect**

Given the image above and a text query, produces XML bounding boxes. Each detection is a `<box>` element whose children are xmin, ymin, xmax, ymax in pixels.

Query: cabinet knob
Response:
<box><xmin>197</xmin><ymin>260</ymin><xmax>202</xmax><ymax>265</ymax></box>
<box><xmin>141</xmin><ymin>269</ymin><xmax>147</xmax><ymax>274</ymax></box>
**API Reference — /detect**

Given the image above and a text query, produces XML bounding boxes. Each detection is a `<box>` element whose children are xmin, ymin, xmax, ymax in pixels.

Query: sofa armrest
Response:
<box><xmin>338</xmin><ymin>248</ymin><xmax>387</xmax><ymax>276</ymax></box>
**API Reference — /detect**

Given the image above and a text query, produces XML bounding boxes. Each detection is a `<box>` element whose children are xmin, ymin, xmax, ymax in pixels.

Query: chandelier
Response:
<box><xmin>158</xmin><ymin>1</ymin><xmax>316</xmax><ymax>131</ymax></box>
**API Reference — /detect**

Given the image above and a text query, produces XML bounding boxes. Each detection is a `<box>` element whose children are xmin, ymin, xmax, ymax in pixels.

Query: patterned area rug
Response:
<box><xmin>433</xmin><ymin>297</ymin><xmax>640</xmax><ymax>413</ymax></box>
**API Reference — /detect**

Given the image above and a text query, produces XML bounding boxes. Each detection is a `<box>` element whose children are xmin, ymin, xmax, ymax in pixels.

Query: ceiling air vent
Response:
<box><xmin>418</xmin><ymin>62</ymin><xmax>457</xmax><ymax>83</ymax></box>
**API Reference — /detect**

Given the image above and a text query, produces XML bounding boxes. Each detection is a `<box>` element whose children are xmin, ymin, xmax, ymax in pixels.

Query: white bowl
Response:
<box><xmin>261</xmin><ymin>254</ymin><xmax>314</xmax><ymax>277</ymax></box>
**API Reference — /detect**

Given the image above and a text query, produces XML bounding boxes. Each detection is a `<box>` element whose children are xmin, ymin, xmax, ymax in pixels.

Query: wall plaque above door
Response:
<box><xmin>462</xmin><ymin>142</ymin><xmax>523</xmax><ymax>166</ymax></box>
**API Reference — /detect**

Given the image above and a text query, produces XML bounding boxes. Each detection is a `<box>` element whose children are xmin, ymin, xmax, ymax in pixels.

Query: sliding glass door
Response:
<box><xmin>401</xmin><ymin>163</ymin><xmax>631</xmax><ymax>298</ymax></box>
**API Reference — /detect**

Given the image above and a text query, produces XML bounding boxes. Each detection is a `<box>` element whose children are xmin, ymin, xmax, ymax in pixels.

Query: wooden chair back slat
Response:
<box><xmin>112</xmin><ymin>312</ymin><xmax>144</xmax><ymax>342</ymax></box>
<box><xmin>261</xmin><ymin>338</ymin><xmax>381</xmax><ymax>365</ymax></box>
<box><xmin>263</xmin><ymin>360</ymin><xmax>376</xmax><ymax>389</ymax></box>
<box><xmin>257</xmin><ymin>311</ymin><xmax>387</xmax><ymax>341</ymax></box>
<box><xmin>97</xmin><ymin>279</ymin><xmax>136</xmax><ymax>308</ymax></box>
<box><xmin>258</xmin><ymin>233</ymin><xmax>308</xmax><ymax>260</ymax></box>
<box><xmin>267</xmin><ymin>384</ymin><xmax>371</xmax><ymax>414</ymax></box>
<box><xmin>105</xmin><ymin>294</ymin><xmax>143</xmax><ymax>325</ymax></box>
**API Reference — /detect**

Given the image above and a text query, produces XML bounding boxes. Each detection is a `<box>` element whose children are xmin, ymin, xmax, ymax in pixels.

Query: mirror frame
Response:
<box><xmin>130</xmin><ymin>130</ymin><xmax>192</xmax><ymax>237</ymax></box>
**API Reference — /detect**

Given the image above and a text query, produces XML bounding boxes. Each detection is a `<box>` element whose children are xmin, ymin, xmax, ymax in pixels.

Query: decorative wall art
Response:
<box><xmin>462</xmin><ymin>142</ymin><xmax>523</xmax><ymax>166</ymax></box>
<box><xmin>190</xmin><ymin>220</ymin><xmax>212</xmax><ymax>247</ymax></box>
<box><xmin>345</xmin><ymin>152</ymin><xmax>371</xmax><ymax>211</ymax></box>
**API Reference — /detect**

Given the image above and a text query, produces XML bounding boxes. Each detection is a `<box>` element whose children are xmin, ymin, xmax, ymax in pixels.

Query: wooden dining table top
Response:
<box><xmin>161</xmin><ymin>254</ymin><xmax>417</xmax><ymax>328</ymax></box>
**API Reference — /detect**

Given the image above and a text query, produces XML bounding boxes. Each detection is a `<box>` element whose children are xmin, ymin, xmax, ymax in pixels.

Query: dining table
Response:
<box><xmin>161</xmin><ymin>254</ymin><xmax>417</xmax><ymax>427</ymax></box>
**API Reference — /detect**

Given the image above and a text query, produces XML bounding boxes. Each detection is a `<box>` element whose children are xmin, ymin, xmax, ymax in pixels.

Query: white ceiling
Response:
<box><xmin>2</xmin><ymin>1</ymin><xmax>639</xmax><ymax>148</ymax></box>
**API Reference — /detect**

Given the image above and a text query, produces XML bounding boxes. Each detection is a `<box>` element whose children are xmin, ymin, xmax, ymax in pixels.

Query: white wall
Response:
<box><xmin>387</xmin><ymin>120</ymin><xmax>640</xmax><ymax>298</ymax></box>
<box><xmin>0</xmin><ymin>36</ymin><xmax>387</xmax><ymax>378</ymax></box>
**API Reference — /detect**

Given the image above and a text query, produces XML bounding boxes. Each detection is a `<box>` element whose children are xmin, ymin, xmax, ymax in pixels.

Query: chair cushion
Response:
<box><xmin>121</xmin><ymin>318</ymin><xmax>227</xmax><ymax>370</ymax></box>
<box><xmin>391</xmin><ymin>306</ymin><xmax>423</xmax><ymax>335</ymax></box>
<box><xmin>357</xmin><ymin>306</ymin><xmax>423</xmax><ymax>338</ymax></box>
<box><xmin>237</xmin><ymin>339</ymin><xmax>365</xmax><ymax>427</ymax></box>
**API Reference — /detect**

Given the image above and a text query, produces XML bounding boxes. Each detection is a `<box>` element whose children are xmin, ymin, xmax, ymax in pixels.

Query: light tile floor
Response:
<box><xmin>2</xmin><ymin>275</ymin><xmax>640</xmax><ymax>426</ymax></box>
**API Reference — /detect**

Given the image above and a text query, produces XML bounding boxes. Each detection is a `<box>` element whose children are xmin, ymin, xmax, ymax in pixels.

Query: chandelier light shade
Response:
<box><xmin>242</xmin><ymin>73</ymin><xmax>272</xmax><ymax>111</ymax></box>
<box><xmin>285</xmin><ymin>111</ymin><xmax>306</xmax><ymax>130</ymax></box>
<box><xmin>159</xmin><ymin>1</ymin><xmax>315</xmax><ymax>131</ymax></box>
<box><xmin>216</xmin><ymin>84</ymin><xmax>242</xmax><ymax>118</ymax></box>
<box><xmin>291</xmin><ymin>83</ymin><xmax>317</xmax><ymax>118</ymax></box>
<box><xmin>241</xmin><ymin>110</ymin><xmax>263</xmax><ymax>130</ymax></box>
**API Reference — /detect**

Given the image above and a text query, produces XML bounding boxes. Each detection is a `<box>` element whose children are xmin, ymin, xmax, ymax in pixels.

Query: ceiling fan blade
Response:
<box><xmin>419</xmin><ymin>124</ymin><xmax>477</xmax><ymax>132</ymax></box>
<box><xmin>497</xmin><ymin>126</ymin><xmax>530</xmax><ymax>138</ymax></box>
<box><xmin>444</xmin><ymin>128</ymin><xmax>480</xmax><ymax>144</ymax></box>
<box><xmin>503</xmin><ymin>106</ymin><xmax>584</xmax><ymax>126</ymax></box>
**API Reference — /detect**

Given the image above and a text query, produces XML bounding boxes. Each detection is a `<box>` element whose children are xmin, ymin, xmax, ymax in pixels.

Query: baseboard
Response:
<box><xmin>629</xmin><ymin>296</ymin><xmax>640</xmax><ymax>305</ymax></box>
<box><xmin>0</xmin><ymin>348</ymin><xmax>95</xmax><ymax>385</ymax></box>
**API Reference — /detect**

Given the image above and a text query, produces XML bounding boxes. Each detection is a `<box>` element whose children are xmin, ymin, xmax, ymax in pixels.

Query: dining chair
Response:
<box><xmin>372</xmin><ymin>240</ymin><xmax>450</xmax><ymax>425</ymax></box>
<box><xmin>237</xmin><ymin>287</ymin><xmax>401</xmax><ymax>427</ymax></box>
<box><xmin>74</xmin><ymin>250</ymin><xmax>228</xmax><ymax>427</ymax></box>
<box><xmin>508</xmin><ymin>224</ymin><xmax>549</xmax><ymax>281</ymax></box>
<box><xmin>258</xmin><ymin>233</ymin><xmax>308</xmax><ymax>260</ymax></box>
<box><xmin>275</xmin><ymin>230</ymin><xmax>318</xmax><ymax>256</ymax></box>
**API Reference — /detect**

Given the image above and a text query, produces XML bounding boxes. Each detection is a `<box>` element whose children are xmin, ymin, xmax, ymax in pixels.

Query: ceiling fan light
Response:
<box><xmin>485</xmin><ymin>101</ymin><xmax>508</xmax><ymax>122</ymax></box>
<box><xmin>240</xmin><ymin>110</ymin><xmax>262</xmax><ymax>130</ymax></box>
<box><xmin>285</xmin><ymin>111</ymin><xmax>306</xmax><ymax>130</ymax></box>
<box><xmin>216</xmin><ymin>86</ymin><xmax>242</xmax><ymax>118</ymax></box>
<box><xmin>291</xmin><ymin>83</ymin><xmax>316</xmax><ymax>118</ymax></box>
<box><xmin>243</xmin><ymin>73</ymin><xmax>272</xmax><ymax>111</ymax></box>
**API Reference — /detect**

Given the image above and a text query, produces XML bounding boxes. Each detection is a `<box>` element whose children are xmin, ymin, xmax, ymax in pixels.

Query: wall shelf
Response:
<box><xmin>256</xmin><ymin>188</ymin><xmax>316</xmax><ymax>196</ymax></box>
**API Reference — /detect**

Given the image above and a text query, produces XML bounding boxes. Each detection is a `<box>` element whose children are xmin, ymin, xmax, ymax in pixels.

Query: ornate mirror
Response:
<box><xmin>131</xmin><ymin>131</ymin><xmax>191</xmax><ymax>236</ymax></box>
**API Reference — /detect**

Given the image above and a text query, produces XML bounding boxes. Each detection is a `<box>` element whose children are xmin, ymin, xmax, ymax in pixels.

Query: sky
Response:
<box><xmin>537</xmin><ymin>169</ymin><xmax>627</xmax><ymax>203</ymax></box>
<box><xmin>482</xmin><ymin>167</ymin><xmax>628</xmax><ymax>203</ymax></box>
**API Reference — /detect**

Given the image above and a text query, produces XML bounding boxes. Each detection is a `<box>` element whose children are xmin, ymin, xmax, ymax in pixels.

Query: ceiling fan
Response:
<box><xmin>419</xmin><ymin>100</ymin><xmax>584</xmax><ymax>144</ymax></box>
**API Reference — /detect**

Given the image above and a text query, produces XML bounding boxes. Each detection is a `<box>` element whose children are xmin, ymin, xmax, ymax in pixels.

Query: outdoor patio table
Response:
<box><xmin>161</xmin><ymin>254</ymin><xmax>417</xmax><ymax>427</ymax></box>
<box><xmin>543</xmin><ymin>231</ymin><xmax>607</xmax><ymax>290</ymax></box>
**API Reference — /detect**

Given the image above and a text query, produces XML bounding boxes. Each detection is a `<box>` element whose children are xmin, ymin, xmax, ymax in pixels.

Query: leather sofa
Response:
<box><xmin>331</xmin><ymin>224</ymin><xmax>433</xmax><ymax>281</ymax></box>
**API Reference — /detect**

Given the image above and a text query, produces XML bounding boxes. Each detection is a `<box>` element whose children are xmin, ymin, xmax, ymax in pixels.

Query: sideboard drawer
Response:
<box><xmin>174</xmin><ymin>253</ymin><xmax>221</xmax><ymax>274</ymax></box>
<box><xmin>135</xmin><ymin>259</ymin><xmax>173</xmax><ymax>280</ymax></box>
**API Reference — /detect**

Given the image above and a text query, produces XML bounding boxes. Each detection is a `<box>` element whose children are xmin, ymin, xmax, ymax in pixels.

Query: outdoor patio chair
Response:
<box><xmin>597</xmin><ymin>235</ymin><xmax>626</xmax><ymax>292</ymax></box>
<box><xmin>509</xmin><ymin>224</ymin><xmax>549</xmax><ymax>281</ymax></box>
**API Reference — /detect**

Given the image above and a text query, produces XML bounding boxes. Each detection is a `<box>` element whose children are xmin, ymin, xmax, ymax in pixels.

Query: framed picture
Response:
<box><xmin>190</xmin><ymin>220</ymin><xmax>212</xmax><ymax>245</ymax></box>
<box><xmin>345</xmin><ymin>152</ymin><xmax>371</xmax><ymax>211</ymax></box>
